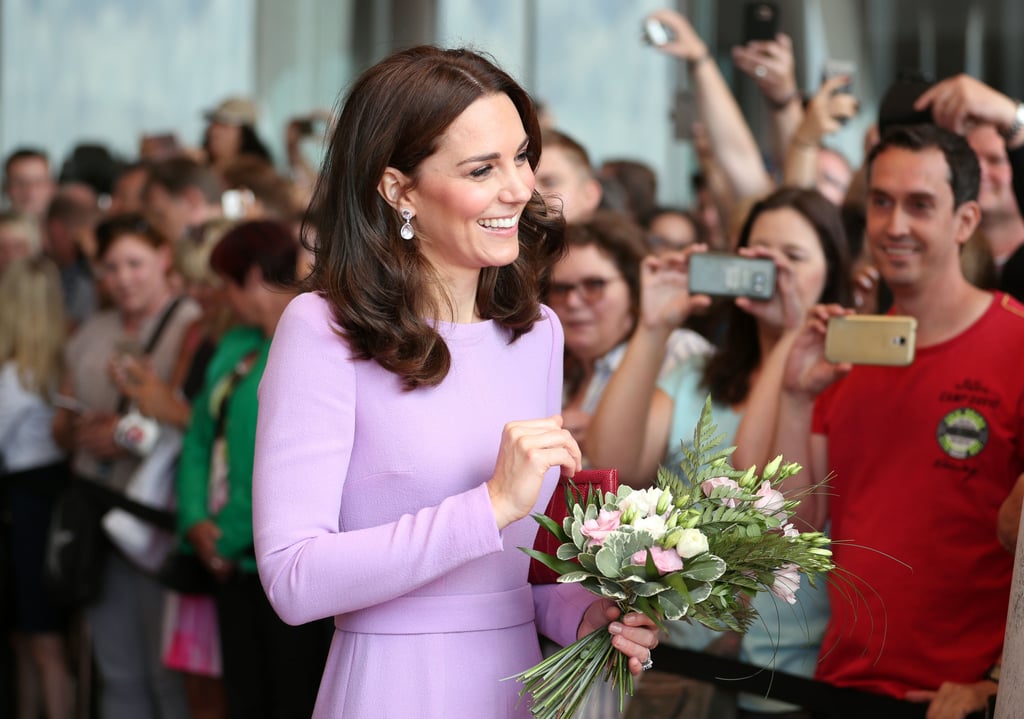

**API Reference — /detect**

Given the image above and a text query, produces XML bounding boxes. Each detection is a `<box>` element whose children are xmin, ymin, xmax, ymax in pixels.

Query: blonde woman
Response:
<box><xmin>0</xmin><ymin>256</ymin><xmax>72</xmax><ymax>719</ymax></box>
<box><xmin>0</xmin><ymin>210</ymin><xmax>42</xmax><ymax>275</ymax></box>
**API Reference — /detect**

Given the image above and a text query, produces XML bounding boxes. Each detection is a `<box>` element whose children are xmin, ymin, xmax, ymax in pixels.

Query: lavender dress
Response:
<box><xmin>253</xmin><ymin>294</ymin><xmax>593</xmax><ymax>718</ymax></box>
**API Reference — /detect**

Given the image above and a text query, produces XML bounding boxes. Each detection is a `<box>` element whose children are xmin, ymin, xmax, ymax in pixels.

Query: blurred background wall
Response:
<box><xmin>3</xmin><ymin>0</ymin><xmax>1022</xmax><ymax>207</ymax></box>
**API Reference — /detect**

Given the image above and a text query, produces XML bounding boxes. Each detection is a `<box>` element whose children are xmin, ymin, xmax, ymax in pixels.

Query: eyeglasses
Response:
<box><xmin>647</xmin><ymin>234</ymin><xmax>696</xmax><ymax>252</ymax></box>
<box><xmin>548</xmin><ymin>276</ymin><xmax>622</xmax><ymax>304</ymax></box>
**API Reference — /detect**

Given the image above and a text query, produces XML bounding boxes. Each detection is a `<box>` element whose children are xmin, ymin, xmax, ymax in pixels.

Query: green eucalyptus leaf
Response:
<box><xmin>680</xmin><ymin>555</ymin><xmax>726</xmax><ymax>582</ymax></box>
<box><xmin>556</xmin><ymin>543</ymin><xmax>581</xmax><ymax>561</ymax></box>
<box><xmin>595</xmin><ymin>547</ymin><xmax>622</xmax><ymax>578</ymax></box>
<box><xmin>571</xmin><ymin>520</ymin><xmax>585</xmax><ymax>550</ymax></box>
<box><xmin>619</xmin><ymin>564</ymin><xmax>649</xmax><ymax>581</ymax></box>
<box><xmin>577</xmin><ymin>552</ymin><xmax>599</xmax><ymax>573</ymax></box>
<box><xmin>597</xmin><ymin>577</ymin><xmax>628</xmax><ymax>601</ymax></box>
<box><xmin>686</xmin><ymin>580</ymin><xmax>713</xmax><ymax>604</ymax></box>
<box><xmin>657</xmin><ymin>590</ymin><xmax>690</xmax><ymax>620</ymax></box>
<box><xmin>633</xmin><ymin>581</ymin><xmax>669</xmax><ymax>597</ymax></box>
<box><xmin>556</xmin><ymin>571</ymin><xmax>591</xmax><ymax>584</ymax></box>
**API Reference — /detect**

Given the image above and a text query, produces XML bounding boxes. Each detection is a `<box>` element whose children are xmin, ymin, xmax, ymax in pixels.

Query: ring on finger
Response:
<box><xmin>641</xmin><ymin>653</ymin><xmax>654</xmax><ymax>671</ymax></box>
<box><xmin>755</xmin><ymin>65</ymin><xmax>767</xmax><ymax>78</ymax></box>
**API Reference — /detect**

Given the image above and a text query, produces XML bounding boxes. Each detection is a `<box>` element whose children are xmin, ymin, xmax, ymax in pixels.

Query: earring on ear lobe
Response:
<box><xmin>400</xmin><ymin>209</ymin><xmax>415</xmax><ymax>240</ymax></box>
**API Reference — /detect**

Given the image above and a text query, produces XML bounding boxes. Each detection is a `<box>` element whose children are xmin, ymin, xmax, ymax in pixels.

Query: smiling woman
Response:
<box><xmin>50</xmin><ymin>213</ymin><xmax>200</xmax><ymax>718</ymax></box>
<box><xmin>378</xmin><ymin>92</ymin><xmax>536</xmax><ymax>306</ymax></box>
<box><xmin>251</xmin><ymin>46</ymin><xmax>662</xmax><ymax>719</ymax></box>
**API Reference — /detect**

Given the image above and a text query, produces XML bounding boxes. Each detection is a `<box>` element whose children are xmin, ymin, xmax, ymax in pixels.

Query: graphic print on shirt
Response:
<box><xmin>935</xmin><ymin>377</ymin><xmax>1000</xmax><ymax>462</ymax></box>
<box><xmin>936</xmin><ymin>407</ymin><xmax>989</xmax><ymax>459</ymax></box>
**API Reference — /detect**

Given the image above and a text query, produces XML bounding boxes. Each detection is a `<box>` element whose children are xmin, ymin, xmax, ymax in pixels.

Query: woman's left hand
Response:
<box><xmin>579</xmin><ymin>599</ymin><xmax>660</xmax><ymax>677</ymax></box>
<box><xmin>735</xmin><ymin>245</ymin><xmax>806</xmax><ymax>331</ymax></box>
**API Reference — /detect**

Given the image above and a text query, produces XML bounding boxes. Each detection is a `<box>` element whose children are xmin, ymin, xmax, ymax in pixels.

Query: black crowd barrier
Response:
<box><xmin>651</xmin><ymin>646</ymin><xmax>993</xmax><ymax>719</ymax></box>
<box><xmin>71</xmin><ymin>474</ymin><xmax>178</xmax><ymax>530</ymax></box>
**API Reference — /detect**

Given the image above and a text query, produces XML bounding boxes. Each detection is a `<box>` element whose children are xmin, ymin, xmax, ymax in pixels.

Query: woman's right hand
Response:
<box><xmin>792</xmin><ymin>75</ymin><xmax>858</xmax><ymax>148</ymax></box>
<box><xmin>638</xmin><ymin>245</ymin><xmax>712</xmax><ymax>332</ymax></box>
<box><xmin>731</xmin><ymin>33</ymin><xmax>799</xmax><ymax>107</ymax></box>
<box><xmin>487</xmin><ymin>416</ymin><xmax>582</xmax><ymax>530</ymax></box>
<box><xmin>648</xmin><ymin>8</ymin><xmax>708</xmax><ymax>64</ymax></box>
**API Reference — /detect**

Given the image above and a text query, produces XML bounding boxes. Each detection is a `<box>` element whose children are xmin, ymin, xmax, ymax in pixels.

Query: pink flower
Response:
<box><xmin>580</xmin><ymin>509</ymin><xmax>622</xmax><ymax>547</ymax></box>
<box><xmin>701</xmin><ymin>477</ymin><xmax>740</xmax><ymax>507</ymax></box>
<box><xmin>770</xmin><ymin>563</ymin><xmax>801</xmax><ymax>604</ymax></box>
<box><xmin>779</xmin><ymin>522</ymin><xmax>799</xmax><ymax>538</ymax></box>
<box><xmin>754</xmin><ymin>481</ymin><xmax>786</xmax><ymax>517</ymax></box>
<box><xmin>631</xmin><ymin>546</ymin><xmax>684</xmax><ymax>574</ymax></box>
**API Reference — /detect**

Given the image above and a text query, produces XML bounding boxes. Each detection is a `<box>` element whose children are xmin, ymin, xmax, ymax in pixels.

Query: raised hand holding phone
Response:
<box><xmin>688</xmin><ymin>252</ymin><xmax>776</xmax><ymax>300</ymax></box>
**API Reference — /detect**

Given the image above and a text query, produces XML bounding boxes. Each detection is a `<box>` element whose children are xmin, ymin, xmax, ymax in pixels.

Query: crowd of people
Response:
<box><xmin>1</xmin><ymin>5</ymin><xmax>1023</xmax><ymax>719</ymax></box>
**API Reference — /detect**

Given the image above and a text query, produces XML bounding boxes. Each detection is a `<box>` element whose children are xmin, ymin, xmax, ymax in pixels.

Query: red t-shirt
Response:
<box><xmin>812</xmin><ymin>293</ymin><xmax>1024</xmax><ymax>698</ymax></box>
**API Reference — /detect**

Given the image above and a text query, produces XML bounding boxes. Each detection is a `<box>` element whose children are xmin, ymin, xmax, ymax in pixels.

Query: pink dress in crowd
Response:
<box><xmin>253</xmin><ymin>293</ymin><xmax>593</xmax><ymax>718</ymax></box>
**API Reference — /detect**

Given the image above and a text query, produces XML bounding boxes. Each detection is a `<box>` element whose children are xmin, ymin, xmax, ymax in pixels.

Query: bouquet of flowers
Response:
<box><xmin>515</xmin><ymin>397</ymin><xmax>834</xmax><ymax>718</ymax></box>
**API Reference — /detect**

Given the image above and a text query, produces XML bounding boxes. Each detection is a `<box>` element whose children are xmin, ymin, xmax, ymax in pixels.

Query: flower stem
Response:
<box><xmin>515</xmin><ymin>626</ymin><xmax>636</xmax><ymax>719</ymax></box>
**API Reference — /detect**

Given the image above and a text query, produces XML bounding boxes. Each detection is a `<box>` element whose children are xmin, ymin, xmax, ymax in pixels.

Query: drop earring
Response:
<box><xmin>400</xmin><ymin>209</ymin><xmax>415</xmax><ymax>240</ymax></box>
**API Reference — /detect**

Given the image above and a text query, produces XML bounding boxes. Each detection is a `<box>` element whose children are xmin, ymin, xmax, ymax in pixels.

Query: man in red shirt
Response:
<box><xmin>775</xmin><ymin>122</ymin><xmax>1022</xmax><ymax>719</ymax></box>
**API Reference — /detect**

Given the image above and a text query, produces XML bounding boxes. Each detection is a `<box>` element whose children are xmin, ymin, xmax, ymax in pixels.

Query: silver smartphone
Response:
<box><xmin>825</xmin><ymin>315</ymin><xmax>917</xmax><ymax>366</ymax></box>
<box><xmin>688</xmin><ymin>254</ymin><xmax>776</xmax><ymax>300</ymax></box>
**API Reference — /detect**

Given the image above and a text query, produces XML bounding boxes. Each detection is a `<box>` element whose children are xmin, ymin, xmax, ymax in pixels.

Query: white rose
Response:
<box><xmin>620</xmin><ymin>488</ymin><xmax>656</xmax><ymax>518</ymax></box>
<box><xmin>633</xmin><ymin>514</ymin><xmax>668</xmax><ymax>540</ymax></box>
<box><xmin>674</xmin><ymin>528</ymin><xmax>709</xmax><ymax>559</ymax></box>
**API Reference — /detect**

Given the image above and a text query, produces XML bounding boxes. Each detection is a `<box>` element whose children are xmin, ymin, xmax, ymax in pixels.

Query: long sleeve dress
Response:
<box><xmin>253</xmin><ymin>293</ymin><xmax>594</xmax><ymax>718</ymax></box>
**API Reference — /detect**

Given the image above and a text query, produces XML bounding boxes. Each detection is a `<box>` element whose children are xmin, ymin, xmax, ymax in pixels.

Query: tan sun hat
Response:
<box><xmin>203</xmin><ymin>97</ymin><xmax>259</xmax><ymax>126</ymax></box>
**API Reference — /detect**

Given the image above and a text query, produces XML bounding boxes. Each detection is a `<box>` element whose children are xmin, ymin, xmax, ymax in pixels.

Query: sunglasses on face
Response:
<box><xmin>548</xmin><ymin>276</ymin><xmax>622</xmax><ymax>304</ymax></box>
<box><xmin>647</xmin><ymin>234</ymin><xmax>695</xmax><ymax>252</ymax></box>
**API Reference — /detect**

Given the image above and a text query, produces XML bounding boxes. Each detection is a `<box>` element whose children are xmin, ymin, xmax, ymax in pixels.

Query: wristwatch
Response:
<box><xmin>1000</xmin><ymin>101</ymin><xmax>1024</xmax><ymax>143</ymax></box>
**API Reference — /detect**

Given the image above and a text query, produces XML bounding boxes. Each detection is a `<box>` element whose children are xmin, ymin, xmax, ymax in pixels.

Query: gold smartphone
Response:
<box><xmin>825</xmin><ymin>315</ymin><xmax>917</xmax><ymax>366</ymax></box>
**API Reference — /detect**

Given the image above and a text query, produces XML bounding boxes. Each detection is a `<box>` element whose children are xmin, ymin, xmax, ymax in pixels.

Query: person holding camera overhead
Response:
<box><xmin>250</xmin><ymin>46</ymin><xmax>660</xmax><ymax>718</ymax></box>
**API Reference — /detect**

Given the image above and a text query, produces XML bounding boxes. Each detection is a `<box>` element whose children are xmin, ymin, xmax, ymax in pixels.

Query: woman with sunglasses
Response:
<box><xmin>546</xmin><ymin>210</ymin><xmax>711</xmax><ymax>465</ymax></box>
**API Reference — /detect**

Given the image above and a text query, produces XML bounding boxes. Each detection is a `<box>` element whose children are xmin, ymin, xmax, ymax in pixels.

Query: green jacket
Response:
<box><xmin>177</xmin><ymin>325</ymin><xmax>269</xmax><ymax>572</ymax></box>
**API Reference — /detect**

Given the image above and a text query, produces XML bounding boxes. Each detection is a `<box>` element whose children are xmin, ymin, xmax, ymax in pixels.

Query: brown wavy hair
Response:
<box><xmin>302</xmin><ymin>46</ymin><xmax>564</xmax><ymax>389</ymax></box>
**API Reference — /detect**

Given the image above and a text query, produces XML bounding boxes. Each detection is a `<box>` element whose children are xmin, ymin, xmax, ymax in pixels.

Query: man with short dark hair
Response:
<box><xmin>535</xmin><ymin>129</ymin><xmax>603</xmax><ymax>224</ymax></box>
<box><xmin>774</xmin><ymin>123</ymin><xmax>1023</xmax><ymax>718</ymax></box>
<box><xmin>143</xmin><ymin>156</ymin><xmax>224</xmax><ymax>242</ymax></box>
<box><xmin>45</xmin><ymin>193</ymin><xmax>99</xmax><ymax>326</ymax></box>
<box><xmin>3</xmin><ymin>148</ymin><xmax>56</xmax><ymax>219</ymax></box>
